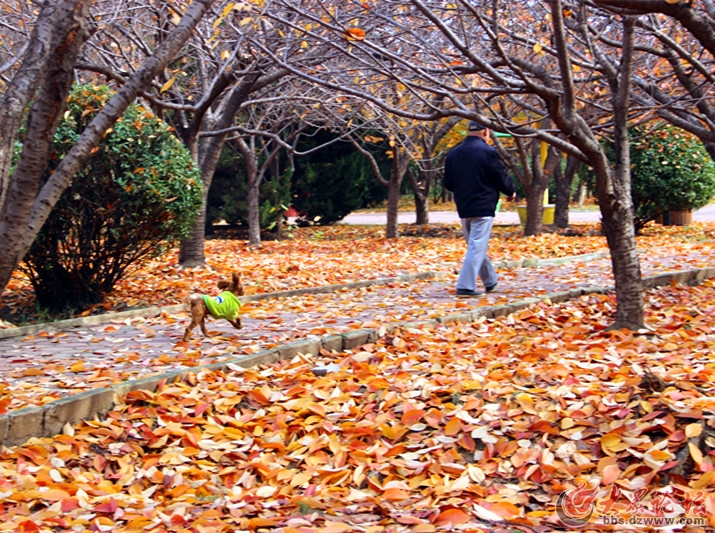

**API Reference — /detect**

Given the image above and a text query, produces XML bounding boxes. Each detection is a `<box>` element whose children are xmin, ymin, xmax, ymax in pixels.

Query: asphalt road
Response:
<box><xmin>340</xmin><ymin>203</ymin><xmax>715</xmax><ymax>225</ymax></box>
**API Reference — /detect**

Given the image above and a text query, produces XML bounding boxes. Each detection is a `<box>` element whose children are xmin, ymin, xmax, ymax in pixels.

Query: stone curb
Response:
<box><xmin>1</xmin><ymin>266</ymin><xmax>713</xmax><ymax>447</ymax></box>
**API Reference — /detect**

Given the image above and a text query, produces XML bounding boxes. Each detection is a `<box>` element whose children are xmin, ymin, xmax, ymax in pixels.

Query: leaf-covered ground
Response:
<box><xmin>1</xmin><ymin>284</ymin><xmax>715</xmax><ymax>532</ymax></box>
<box><xmin>1</xmin><ymin>222</ymin><xmax>715</xmax><ymax>532</ymax></box>
<box><xmin>2</xmin><ymin>223</ymin><xmax>714</xmax><ymax>324</ymax></box>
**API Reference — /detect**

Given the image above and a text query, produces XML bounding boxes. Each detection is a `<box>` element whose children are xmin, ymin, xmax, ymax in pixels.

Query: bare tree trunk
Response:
<box><xmin>234</xmin><ymin>137</ymin><xmax>262</xmax><ymax>247</ymax></box>
<box><xmin>555</xmin><ymin>155</ymin><xmax>580</xmax><ymax>228</ymax></box>
<box><xmin>414</xmin><ymin>191</ymin><xmax>429</xmax><ymax>225</ymax></box>
<box><xmin>0</xmin><ymin>0</ymin><xmax>92</xmax><ymax>292</ymax></box>
<box><xmin>179</xmin><ymin>71</ymin><xmax>265</xmax><ymax>262</ymax></box>
<box><xmin>407</xmin><ymin>167</ymin><xmax>430</xmax><ymax>225</ymax></box>
<box><xmin>523</xmin><ymin>185</ymin><xmax>546</xmax><ymax>236</ymax></box>
<box><xmin>386</xmin><ymin>153</ymin><xmax>412</xmax><ymax>238</ymax></box>
<box><xmin>0</xmin><ymin>0</ymin><xmax>215</xmax><ymax>295</ymax></box>
<box><xmin>247</xmin><ymin>173</ymin><xmax>261</xmax><ymax>246</ymax></box>
<box><xmin>0</xmin><ymin>1</ymin><xmax>85</xmax><ymax>210</ymax></box>
<box><xmin>385</xmin><ymin>172</ymin><xmax>402</xmax><ymax>239</ymax></box>
<box><xmin>592</xmin><ymin>15</ymin><xmax>644</xmax><ymax>329</ymax></box>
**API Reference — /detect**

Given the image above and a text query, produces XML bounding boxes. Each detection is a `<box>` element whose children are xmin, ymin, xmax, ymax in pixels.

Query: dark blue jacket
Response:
<box><xmin>443</xmin><ymin>136</ymin><xmax>516</xmax><ymax>218</ymax></box>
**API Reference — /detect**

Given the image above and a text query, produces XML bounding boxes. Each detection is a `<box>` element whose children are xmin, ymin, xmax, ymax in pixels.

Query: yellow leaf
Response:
<box><xmin>600</xmin><ymin>434</ymin><xmax>627</xmax><ymax>455</ymax></box>
<box><xmin>689</xmin><ymin>442</ymin><xmax>704</xmax><ymax>465</ymax></box>
<box><xmin>533</xmin><ymin>42</ymin><xmax>543</xmax><ymax>53</ymax></box>
<box><xmin>686</xmin><ymin>423</ymin><xmax>703</xmax><ymax>438</ymax></box>
<box><xmin>160</xmin><ymin>77</ymin><xmax>175</xmax><ymax>93</ymax></box>
<box><xmin>690</xmin><ymin>470</ymin><xmax>714</xmax><ymax>490</ymax></box>
<box><xmin>69</xmin><ymin>361</ymin><xmax>86</xmax><ymax>373</ymax></box>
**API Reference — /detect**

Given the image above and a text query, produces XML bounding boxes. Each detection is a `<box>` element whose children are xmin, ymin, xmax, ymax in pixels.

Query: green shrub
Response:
<box><xmin>630</xmin><ymin>124</ymin><xmax>715</xmax><ymax>231</ymax></box>
<box><xmin>21</xmin><ymin>85</ymin><xmax>202</xmax><ymax>314</ymax></box>
<box><xmin>291</xmin><ymin>131</ymin><xmax>388</xmax><ymax>225</ymax></box>
<box><xmin>206</xmin><ymin>148</ymin><xmax>291</xmax><ymax>233</ymax></box>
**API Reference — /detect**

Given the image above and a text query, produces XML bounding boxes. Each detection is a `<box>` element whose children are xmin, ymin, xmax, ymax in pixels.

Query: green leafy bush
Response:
<box><xmin>21</xmin><ymin>85</ymin><xmax>202</xmax><ymax>314</ymax></box>
<box><xmin>206</xmin><ymin>148</ymin><xmax>291</xmax><ymax>233</ymax></box>
<box><xmin>291</xmin><ymin>131</ymin><xmax>388</xmax><ymax>225</ymax></box>
<box><xmin>630</xmin><ymin>124</ymin><xmax>715</xmax><ymax>231</ymax></box>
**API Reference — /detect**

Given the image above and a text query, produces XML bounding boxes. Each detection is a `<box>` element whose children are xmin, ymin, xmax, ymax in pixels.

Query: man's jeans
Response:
<box><xmin>456</xmin><ymin>216</ymin><xmax>497</xmax><ymax>291</ymax></box>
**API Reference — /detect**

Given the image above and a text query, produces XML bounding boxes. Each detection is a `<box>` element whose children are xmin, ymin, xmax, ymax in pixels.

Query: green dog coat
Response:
<box><xmin>202</xmin><ymin>291</ymin><xmax>242</xmax><ymax>320</ymax></box>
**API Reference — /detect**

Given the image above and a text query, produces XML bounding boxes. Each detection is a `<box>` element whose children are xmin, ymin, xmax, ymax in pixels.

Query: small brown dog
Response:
<box><xmin>183</xmin><ymin>272</ymin><xmax>244</xmax><ymax>341</ymax></box>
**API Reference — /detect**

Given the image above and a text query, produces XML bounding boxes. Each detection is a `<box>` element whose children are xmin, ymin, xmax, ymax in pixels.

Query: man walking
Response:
<box><xmin>444</xmin><ymin>121</ymin><xmax>517</xmax><ymax>296</ymax></box>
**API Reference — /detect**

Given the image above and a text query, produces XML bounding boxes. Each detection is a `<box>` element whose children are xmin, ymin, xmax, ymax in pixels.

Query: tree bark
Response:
<box><xmin>385</xmin><ymin>170</ymin><xmax>402</xmax><ymax>239</ymax></box>
<box><xmin>0</xmin><ymin>1</ymin><xmax>82</xmax><ymax>211</ymax></box>
<box><xmin>179</xmin><ymin>71</ymin><xmax>287</xmax><ymax>262</ymax></box>
<box><xmin>590</xmin><ymin>15</ymin><xmax>644</xmax><ymax>329</ymax></box>
<box><xmin>408</xmin><ymin>167</ymin><xmax>430</xmax><ymax>225</ymax></box>
<box><xmin>0</xmin><ymin>0</ymin><xmax>215</xmax><ymax>295</ymax></box>
<box><xmin>385</xmin><ymin>151</ymin><xmax>412</xmax><ymax>238</ymax></box>
<box><xmin>554</xmin><ymin>155</ymin><xmax>580</xmax><ymax>228</ymax></box>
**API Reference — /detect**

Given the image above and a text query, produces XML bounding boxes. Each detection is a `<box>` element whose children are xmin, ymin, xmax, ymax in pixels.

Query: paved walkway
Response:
<box><xmin>1</xmin><ymin>238</ymin><xmax>714</xmax><ymax>445</ymax></box>
<box><xmin>340</xmin><ymin>204</ymin><xmax>715</xmax><ymax>225</ymax></box>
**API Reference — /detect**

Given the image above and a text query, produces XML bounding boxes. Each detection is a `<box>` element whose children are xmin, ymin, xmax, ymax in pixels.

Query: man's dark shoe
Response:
<box><xmin>485</xmin><ymin>283</ymin><xmax>498</xmax><ymax>293</ymax></box>
<box><xmin>456</xmin><ymin>289</ymin><xmax>482</xmax><ymax>297</ymax></box>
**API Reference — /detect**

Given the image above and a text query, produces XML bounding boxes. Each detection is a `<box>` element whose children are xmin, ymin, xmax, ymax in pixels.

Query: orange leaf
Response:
<box><xmin>487</xmin><ymin>501</ymin><xmax>521</xmax><ymax>519</ymax></box>
<box><xmin>401</xmin><ymin>409</ymin><xmax>425</xmax><ymax>426</ymax></box>
<box><xmin>444</xmin><ymin>417</ymin><xmax>462</xmax><ymax>436</ymax></box>
<box><xmin>345</xmin><ymin>27</ymin><xmax>366</xmax><ymax>41</ymax></box>
<box><xmin>244</xmin><ymin>517</ymin><xmax>280</xmax><ymax>529</ymax></box>
<box><xmin>434</xmin><ymin>508</ymin><xmax>471</xmax><ymax>526</ymax></box>
<box><xmin>69</xmin><ymin>361</ymin><xmax>86</xmax><ymax>373</ymax></box>
<box><xmin>383</xmin><ymin>488</ymin><xmax>410</xmax><ymax>501</ymax></box>
<box><xmin>602</xmin><ymin>463</ymin><xmax>621</xmax><ymax>485</ymax></box>
<box><xmin>18</xmin><ymin>521</ymin><xmax>40</xmax><ymax>533</ymax></box>
<box><xmin>41</xmin><ymin>488</ymin><xmax>72</xmax><ymax>501</ymax></box>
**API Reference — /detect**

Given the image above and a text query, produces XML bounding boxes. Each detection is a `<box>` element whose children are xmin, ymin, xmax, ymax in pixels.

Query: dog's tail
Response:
<box><xmin>188</xmin><ymin>294</ymin><xmax>204</xmax><ymax>307</ymax></box>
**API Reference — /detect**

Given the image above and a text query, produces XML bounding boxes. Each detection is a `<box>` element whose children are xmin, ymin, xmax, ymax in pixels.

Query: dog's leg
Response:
<box><xmin>228</xmin><ymin>318</ymin><xmax>242</xmax><ymax>330</ymax></box>
<box><xmin>199</xmin><ymin>315</ymin><xmax>211</xmax><ymax>337</ymax></box>
<box><xmin>184</xmin><ymin>295</ymin><xmax>210</xmax><ymax>341</ymax></box>
<box><xmin>183</xmin><ymin>316</ymin><xmax>198</xmax><ymax>342</ymax></box>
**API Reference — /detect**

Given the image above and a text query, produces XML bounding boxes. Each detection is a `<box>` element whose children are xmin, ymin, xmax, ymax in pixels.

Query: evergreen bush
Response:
<box><xmin>630</xmin><ymin>124</ymin><xmax>715</xmax><ymax>231</ymax></box>
<box><xmin>291</xmin><ymin>132</ymin><xmax>388</xmax><ymax>225</ymax></box>
<box><xmin>21</xmin><ymin>85</ymin><xmax>202</xmax><ymax>314</ymax></box>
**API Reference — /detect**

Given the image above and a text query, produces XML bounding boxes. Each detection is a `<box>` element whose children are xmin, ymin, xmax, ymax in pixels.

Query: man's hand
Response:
<box><xmin>506</xmin><ymin>193</ymin><xmax>517</xmax><ymax>202</ymax></box>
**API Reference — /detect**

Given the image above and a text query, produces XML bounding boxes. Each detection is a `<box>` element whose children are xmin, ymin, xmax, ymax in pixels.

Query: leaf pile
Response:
<box><xmin>1</xmin><ymin>281</ymin><xmax>714</xmax><ymax>532</ymax></box>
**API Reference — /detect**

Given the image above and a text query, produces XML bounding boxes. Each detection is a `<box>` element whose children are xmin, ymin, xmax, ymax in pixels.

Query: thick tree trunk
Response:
<box><xmin>598</xmin><ymin>191</ymin><xmax>644</xmax><ymax>329</ymax></box>
<box><xmin>0</xmin><ymin>2</ymin><xmax>79</xmax><ymax>210</ymax></box>
<box><xmin>179</xmin><ymin>206</ymin><xmax>208</xmax><ymax>266</ymax></box>
<box><xmin>0</xmin><ymin>0</ymin><xmax>92</xmax><ymax>293</ymax></box>
<box><xmin>523</xmin><ymin>184</ymin><xmax>546</xmax><ymax>236</ymax></box>
<box><xmin>0</xmin><ymin>0</ymin><xmax>215</xmax><ymax>295</ymax></box>
<box><xmin>414</xmin><ymin>191</ymin><xmax>429</xmax><ymax>225</ymax></box>
<box><xmin>178</xmin><ymin>72</ymin><xmax>264</xmax><ymax>263</ymax></box>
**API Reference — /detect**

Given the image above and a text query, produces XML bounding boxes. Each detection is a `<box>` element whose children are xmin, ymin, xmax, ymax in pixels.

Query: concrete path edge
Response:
<box><xmin>1</xmin><ymin>264</ymin><xmax>714</xmax><ymax>447</ymax></box>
